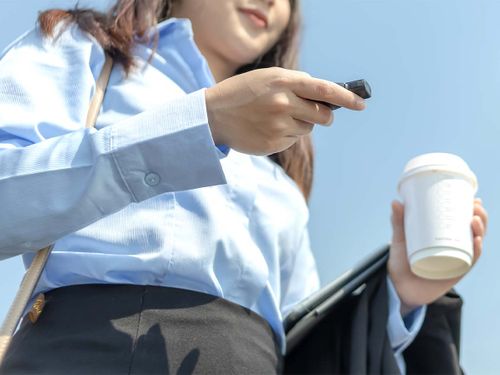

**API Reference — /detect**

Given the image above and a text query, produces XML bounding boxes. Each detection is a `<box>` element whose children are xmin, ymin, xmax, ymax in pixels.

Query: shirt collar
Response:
<box><xmin>156</xmin><ymin>17</ymin><xmax>194</xmax><ymax>39</ymax></box>
<box><xmin>152</xmin><ymin>17</ymin><xmax>216</xmax><ymax>90</ymax></box>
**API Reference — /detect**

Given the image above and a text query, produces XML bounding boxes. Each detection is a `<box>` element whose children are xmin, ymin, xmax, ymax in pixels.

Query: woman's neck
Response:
<box><xmin>195</xmin><ymin>43</ymin><xmax>237</xmax><ymax>83</ymax></box>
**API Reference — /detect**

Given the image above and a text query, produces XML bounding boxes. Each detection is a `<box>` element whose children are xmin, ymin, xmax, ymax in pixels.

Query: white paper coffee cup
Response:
<box><xmin>398</xmin><ymin>153</ymin><xmax>478</xmax><ymax>280</ymax></box>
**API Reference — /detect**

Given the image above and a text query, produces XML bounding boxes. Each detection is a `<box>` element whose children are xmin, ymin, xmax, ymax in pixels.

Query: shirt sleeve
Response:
<box><xmin>0</xmin><ymin>24</ymin><xmax>226</xmax><ymax>259</ymax></box>
<box><xmin>386</xmin><ymin>275</ymin><xmax>427</xmax><ymax>374</ymax></box>
<box><xmin>280</xmin><ymin>228</ymin><xmax>320</xmax><ymax>319</ymax></box>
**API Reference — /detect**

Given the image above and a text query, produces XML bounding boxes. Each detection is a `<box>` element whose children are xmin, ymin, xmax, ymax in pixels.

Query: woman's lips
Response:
<box><xmin>239</xmin><ymin>8</ymin><xmax>268</xmax><ymax>29</ymax></box>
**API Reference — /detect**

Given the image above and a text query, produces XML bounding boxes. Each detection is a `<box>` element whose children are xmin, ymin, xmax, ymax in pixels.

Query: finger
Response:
<box><xmin>391</xmin><ymin>200</ymin><xmax>406</xmax><ymax>244</ymax></box>
<box><xmin>289</xmin><ymin>97</ymin><xmax>333</xmax><ymax>126</ymax></box>
<box><xmin>290</xmin><ymin>120</ymin><xmax>315</xmax><ymax>136</ymax></box>
<box><xmin>473</xmin><ymin>236</ymin><xmax>483</xmax><ymax>265</ymax></box>
<box><xmin>473</xmin><ymin>201</ymin><xmax>488</xmax><ymax>234</ymax></box>
<box><xmin>471</xmin><ymin>215</ymin><xmax>485</xmax><ymax>238</ymax></box>
<box><xmin>289</xmin><ymin>75</ymin><xmax>366</xmax><ymax>111</ymax></box>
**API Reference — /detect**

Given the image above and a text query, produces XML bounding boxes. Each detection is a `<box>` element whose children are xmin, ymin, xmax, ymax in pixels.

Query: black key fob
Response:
<box><xmin>320</xmin><ymin>79</ymin><xmax>372</xmax><ymax>110</ymax></box>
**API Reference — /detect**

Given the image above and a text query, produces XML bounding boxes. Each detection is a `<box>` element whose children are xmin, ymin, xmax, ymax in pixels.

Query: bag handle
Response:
<box><xmin>0</xmin><ymin>54</ymin><xmax>114</xmax><ymax>364</ymax></box>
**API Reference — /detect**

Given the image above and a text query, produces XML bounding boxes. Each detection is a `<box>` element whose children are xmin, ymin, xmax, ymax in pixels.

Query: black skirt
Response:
<box><xmin>0</xmin><ymin>284</ymin><xmax>282</xmax><ymax>375</ymax></box>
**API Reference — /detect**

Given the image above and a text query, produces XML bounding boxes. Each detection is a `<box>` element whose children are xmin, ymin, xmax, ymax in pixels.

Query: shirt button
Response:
<box><xmin>144</xmin><ymin>172</ymin><xmax>160</xmax><ymax>186</ymax></box>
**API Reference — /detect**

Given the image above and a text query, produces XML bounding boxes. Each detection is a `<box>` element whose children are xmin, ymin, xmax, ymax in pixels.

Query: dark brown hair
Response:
<box><xmin>39</xmin><ymin>0</ymin><xmax>314</xmax><ymax>200</ymax></box>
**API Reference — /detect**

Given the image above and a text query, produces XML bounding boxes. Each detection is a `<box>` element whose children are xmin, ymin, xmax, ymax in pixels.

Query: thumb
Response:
<box><xmin>391</xmin><ymin>200</ymin><xmax>406</xmax><ymax>245</ymax></box>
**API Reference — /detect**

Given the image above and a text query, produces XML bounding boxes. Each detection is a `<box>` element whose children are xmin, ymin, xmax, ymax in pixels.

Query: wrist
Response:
<box><xmin>400</xmin><ymin>301</ymin><xmax>420</xmax><ymax>317</ymax></box>
<box><xmin>387</xmin><ymin>267</ymin><xmax>422</xmax><ymax>317</ymax></box>
<box><xmin>205</xmin><ymin>87</ymin><xmax>226</xmax><ymax>146</ymax></box>
<box><xmin>205</xmin><ymin>88</ymin><xmax>222</xmax><ymax>145</ymax></box>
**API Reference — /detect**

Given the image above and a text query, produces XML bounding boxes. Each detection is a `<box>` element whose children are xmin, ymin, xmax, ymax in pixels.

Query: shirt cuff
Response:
<box><xmin>104</xmin><ymin>88</ymin><xmax>227</xmax><ymax>201</ymax></box>
<box><xmin>386</xmin><ymin>275</ymin><xmax>427</xmax><ymax>355</ymax></box>
<box><xmin>216</xmin><ymin>144</ymin><xmax>230</xmax><ymax>156</ymax></box>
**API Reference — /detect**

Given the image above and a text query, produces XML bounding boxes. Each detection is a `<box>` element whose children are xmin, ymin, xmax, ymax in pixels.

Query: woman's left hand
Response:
<box><xmin>387</xmin><ymin>198</ymin><xmax>488</xmax><ymax>316</ymax></box>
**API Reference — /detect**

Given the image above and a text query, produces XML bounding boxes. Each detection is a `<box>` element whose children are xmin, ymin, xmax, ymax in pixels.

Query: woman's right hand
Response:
<box><xmin>205</xmin><ymin>67</ymin><xmax>366</xmax><ymax>155</ymax></box>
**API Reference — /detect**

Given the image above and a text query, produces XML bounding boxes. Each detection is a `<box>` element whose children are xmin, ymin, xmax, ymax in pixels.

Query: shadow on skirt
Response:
<box><xmin>0</xmin><ymin>284</ymin><xmax>282</xmax><ymax>374</ymax></box>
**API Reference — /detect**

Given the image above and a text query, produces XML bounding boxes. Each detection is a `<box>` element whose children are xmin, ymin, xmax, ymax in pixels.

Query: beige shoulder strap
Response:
<box><xmin>0</xmin><ymin>54</ymin><xmax>114</xmax><ymax>364</ymax></box>
<box><xmin>86</xmin><ymin>55</ymin><xmax>114</xmax><ymax>128</ymax></box>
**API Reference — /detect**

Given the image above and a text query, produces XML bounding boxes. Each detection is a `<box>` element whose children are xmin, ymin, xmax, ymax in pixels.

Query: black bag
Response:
<box><xmin>284</xmin><ymin>245</ymin><xmax>464</xmax><ymax>374</ymax></box>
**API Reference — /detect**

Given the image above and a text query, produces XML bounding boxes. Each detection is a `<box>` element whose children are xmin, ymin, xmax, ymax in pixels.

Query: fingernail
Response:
<box><xmin>357</xmin><ymin>99</ymin><xmax>366</xmax><ymax>109</ymax></box>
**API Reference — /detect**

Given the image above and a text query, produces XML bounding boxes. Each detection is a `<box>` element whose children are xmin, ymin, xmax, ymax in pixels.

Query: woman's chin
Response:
<box><xmin>230</xmin><ymin>49</ymin><xmax>268</xmax><ymax>69</ymax></box>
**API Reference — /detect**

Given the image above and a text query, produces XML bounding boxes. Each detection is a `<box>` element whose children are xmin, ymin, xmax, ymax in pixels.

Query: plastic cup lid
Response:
<box><xmin>398</xmin><ymin>153</ymin><xmax>478</xmax><ymax>193</ymax></box>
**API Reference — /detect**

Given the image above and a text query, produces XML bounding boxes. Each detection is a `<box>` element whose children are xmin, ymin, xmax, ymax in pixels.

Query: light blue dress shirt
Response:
<box><xmin>0</xmin><ymin>17</ymin><xmax>424</xmax><ymax>370</ymax></box>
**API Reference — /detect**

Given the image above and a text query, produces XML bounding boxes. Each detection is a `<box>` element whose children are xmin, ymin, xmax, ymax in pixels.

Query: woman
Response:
<box><xmin>0</xmin><ymin>0</ymin><xmax>488</xmax><ymax>373</ymax></box>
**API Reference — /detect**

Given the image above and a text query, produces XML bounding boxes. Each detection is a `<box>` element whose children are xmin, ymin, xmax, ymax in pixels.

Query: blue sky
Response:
<box><xmin>1</xmin><ymin>1</ymin><xmax>499</xmax><ymax>373</ymax></box>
